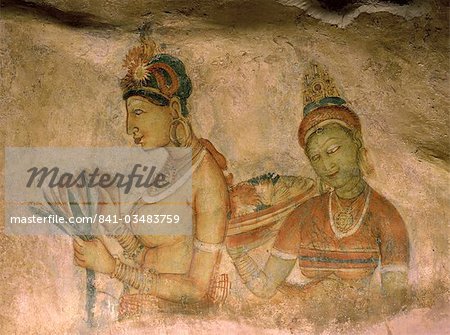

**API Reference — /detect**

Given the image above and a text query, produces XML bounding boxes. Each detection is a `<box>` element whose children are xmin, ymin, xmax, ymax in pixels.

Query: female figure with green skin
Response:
<box><xmin>228</xmin><ymin>64</ymin><xmax>409</xmax><ymax>316</ymax></box>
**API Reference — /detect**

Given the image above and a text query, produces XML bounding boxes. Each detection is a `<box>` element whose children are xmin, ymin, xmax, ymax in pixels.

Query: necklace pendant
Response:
<box><xmin>334</xmin><ymin>211</ymin><xmax>354</xmax><ymax>233</ymax></box>
<box><xmin>329</xmin><ymin>189</ymin><xmax>372</xmax><ymax>239</ymax></box>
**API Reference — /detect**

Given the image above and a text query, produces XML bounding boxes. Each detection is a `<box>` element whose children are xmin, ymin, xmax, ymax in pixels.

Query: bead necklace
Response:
<box><xmin>328</xmin><ymin>187</ymin><xmax>371</xmax><ymax>239</ymax></box>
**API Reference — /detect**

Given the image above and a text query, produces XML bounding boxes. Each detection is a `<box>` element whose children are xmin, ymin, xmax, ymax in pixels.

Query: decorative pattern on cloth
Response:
<box><xmin>273</xmin><ymin>186</ymin><xmax>409</xmax><ymax>280</ymax></box>
<box><xmin>206</xmin><ymin>273</ymin><xmax>230</xmax><ymax>305</ymax></box>
<box><xmin>297</xmin><ymin>248</ymin><xmax>379</xmax><ymax>271</ymax></box>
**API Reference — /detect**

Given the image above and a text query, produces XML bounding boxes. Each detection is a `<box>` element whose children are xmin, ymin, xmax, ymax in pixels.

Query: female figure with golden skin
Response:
<box><xmin>228</xmin><ymin>63</ymin><xmax>409</xmax><ymax>316</ymax></box>
<box><xmin>72</xmin><ymin>42</ymin><xmax>229</xmax><ymax>316</ymax></box>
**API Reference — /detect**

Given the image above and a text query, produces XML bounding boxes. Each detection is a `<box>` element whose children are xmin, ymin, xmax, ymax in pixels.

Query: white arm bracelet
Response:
<box><xmin>271</xmin><ymin>248</ymin><xmax>297</xmax><ymax>261</ymax></box>
<box><xmin>193</xmin><ymin>238</ymin><xmax>223</xmax><ymax>253</ymax></box>
<box><xmin>380</xmin><ymin>264</ymin><xmax>408</xmax><ymax>274</ymax></box>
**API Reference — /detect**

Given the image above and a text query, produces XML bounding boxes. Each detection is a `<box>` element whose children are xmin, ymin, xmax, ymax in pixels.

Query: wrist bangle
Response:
<box><xmin>123</xmin><ymin>243</ymin><xmax>145</xmax><ymax>261</ymax></box>
<box><xmin>110</xmin><ymin>256</ymin><xmax>121</xmax><ymax>279</ymax></box>
<box><xmin>233</xmin><ymin>253</ymin><xmax>260</xmax><ymax>284</ymax></box>
<box><xmin>110</xmin><ymin>259</ymin><xmax>159</xmax><ymax>295</ymax></box>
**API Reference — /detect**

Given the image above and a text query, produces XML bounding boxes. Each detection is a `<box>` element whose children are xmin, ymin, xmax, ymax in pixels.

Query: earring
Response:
<box><xmin>169</xmin><ymin>118</ymin><xmax>192</xmax><ymax>147</ymax></box>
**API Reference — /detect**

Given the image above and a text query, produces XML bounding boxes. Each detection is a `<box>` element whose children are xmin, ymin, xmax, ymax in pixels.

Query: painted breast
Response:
<box><xmin>298</xmin><ymin>194</ymin><xmax>380</xmax><ymax>281</ymax></box>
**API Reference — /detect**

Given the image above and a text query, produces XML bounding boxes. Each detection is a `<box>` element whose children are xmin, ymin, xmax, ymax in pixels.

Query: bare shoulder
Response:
<box><xmin>193</xmin><ymin>150</ymin><xmax>228</xmax><ymax>192</ymax></box>
<box><xmin>192</xmin><ymin>150</ymin><xmax>229</xmax><ymax>242</ymax></box>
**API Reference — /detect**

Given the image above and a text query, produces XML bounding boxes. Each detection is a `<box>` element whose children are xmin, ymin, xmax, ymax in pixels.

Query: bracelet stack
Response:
<box><xmin>113</xmin><ymin>227</ymin><xmax>145</xmax><ymax>261</ymax></box>
<box><xmin>232</xmin><ymin>253</ymin><xmax>261</xmax><ymax>284</ymax></box>
<box><xmin>111</xmin><ymin>260</ymin><xmax>159</xmax><ymax>294</ymax></box>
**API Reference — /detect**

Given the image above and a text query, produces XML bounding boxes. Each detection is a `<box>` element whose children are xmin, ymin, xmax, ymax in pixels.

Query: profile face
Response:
<box><xmin>305</xmin><ymin>123</ymin><xmax>361</xmax><ymax>190</ymax></box>
<box><xmin>126</xmin><ymin>95</ymin><xmax>173</xmax><ymax>148</ymax></box>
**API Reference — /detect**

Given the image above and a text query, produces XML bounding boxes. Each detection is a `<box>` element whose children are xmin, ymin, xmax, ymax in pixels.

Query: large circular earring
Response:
<box><xmin>169</xmin><ymin>118</ymin><xmax>193</xmax><ymax>147</ymax></box>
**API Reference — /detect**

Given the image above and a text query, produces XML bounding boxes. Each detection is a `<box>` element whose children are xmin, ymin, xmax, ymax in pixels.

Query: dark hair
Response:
<box><xmin>123</xmin><ymin>54</ymin><xmax>192</xmax><ymax>117</ymax></box>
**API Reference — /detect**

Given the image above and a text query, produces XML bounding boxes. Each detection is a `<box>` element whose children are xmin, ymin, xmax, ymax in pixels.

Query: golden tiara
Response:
<box><xmin>303</xmin><ymin>62</ymin><xmax>345</xmax><ymax>115</ymax></box>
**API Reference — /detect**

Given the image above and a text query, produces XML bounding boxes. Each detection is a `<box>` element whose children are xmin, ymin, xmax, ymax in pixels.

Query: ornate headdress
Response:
<box><xmin>120</xmin><ymin>39</ymin><xmax>192</xmax><ymax>116</ymax></box>
<box><xmin>298</xmin><ymin>62</ymin><xmax>361</xmax><ymax>148</ymax></box>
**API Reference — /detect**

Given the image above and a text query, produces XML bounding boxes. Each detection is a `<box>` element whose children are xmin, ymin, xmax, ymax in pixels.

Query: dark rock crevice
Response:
<box><xmin>0</xmin><ymin>0</ymin><xmax>118</xmax><ymax>29</ymax></box>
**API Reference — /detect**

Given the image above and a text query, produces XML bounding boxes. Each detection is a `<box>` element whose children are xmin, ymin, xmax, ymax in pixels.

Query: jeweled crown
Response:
<box><xmin>303</xmin><ymin>62</ymin><xmax>346</xmax><ymax>115</ymax></box>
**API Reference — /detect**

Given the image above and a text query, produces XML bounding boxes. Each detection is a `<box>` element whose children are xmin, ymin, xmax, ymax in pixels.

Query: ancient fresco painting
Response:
<box><xmin>1</xmin><ymin>1</ymin><xmax>449</xmax><ymax>334</ymax></box>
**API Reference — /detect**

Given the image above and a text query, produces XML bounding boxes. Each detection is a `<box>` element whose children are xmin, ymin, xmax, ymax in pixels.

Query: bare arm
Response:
<box><xmin>381</xmin><ymin>270</ymin><xmax>408</xmax><ymax>313</ymax></box>
<box><xmin>131</xmin><ymin>154</ymin><xmax>229</xmax><ymax>302</ymax></box>
<box><xmin>151</xmin><ymin>163</ymin><xmax>229</xmax><ymax>302</ymax></box>
<box><xmin>74</xmin><ymin>154</ymin><xmax>229</xmax><ymax>303</ymax></box>
<box><xmin>230</xmin><ymin>250</ymin><xmax>296</xmax><ymax>298</ymax></box>
<box><xmin>228</xmin><ymin>207</ymin><xmax>303</xmax><ymax>298</ymax></box>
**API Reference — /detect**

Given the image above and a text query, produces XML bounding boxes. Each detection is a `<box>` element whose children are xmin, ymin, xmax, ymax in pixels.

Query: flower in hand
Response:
<box><xmin>73</xmin><ymin>237</ymin><xmax>115</xmax><ymax>275</ymax></box>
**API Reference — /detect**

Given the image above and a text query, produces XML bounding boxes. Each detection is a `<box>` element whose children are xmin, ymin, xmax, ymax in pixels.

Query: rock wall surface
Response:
<box><xmin>0</xmin><ymin>0</ymin><xmax>448</xmax><ymax>333</ymax></box>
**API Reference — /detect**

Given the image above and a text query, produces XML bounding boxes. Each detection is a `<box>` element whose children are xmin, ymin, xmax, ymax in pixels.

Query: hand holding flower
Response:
<box><xmin>73</xmin><ymin>237</ymin><xmax>115</xmax><ymax>275</ymax></box>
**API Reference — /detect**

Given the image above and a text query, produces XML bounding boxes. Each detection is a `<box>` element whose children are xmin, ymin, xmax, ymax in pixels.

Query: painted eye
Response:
<box><xmin>311</xmin><ymin>154</ymin><xmax>320</xmax><ymax>162</ymax></box>
<box><xmin>134</xmin><ymin>109</ymin><xmax>143</xmax><ymax>116</ymax></box>
<box><xmin>327</xmin><ymin>145</ymin><xmax>340</xmax><ymax>154</ymax></box>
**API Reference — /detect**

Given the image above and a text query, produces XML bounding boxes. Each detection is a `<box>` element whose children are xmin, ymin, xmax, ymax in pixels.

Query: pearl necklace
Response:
<box><xmin>329</xmin><ymin>187</ymin><xmax>371</xmax><ymax>239</ymax></box>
